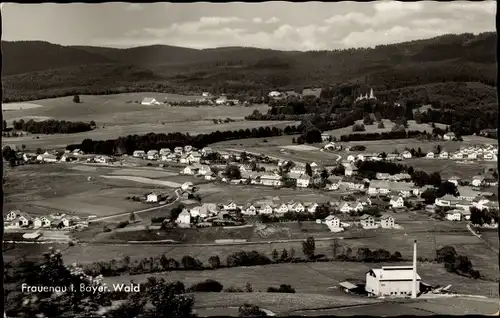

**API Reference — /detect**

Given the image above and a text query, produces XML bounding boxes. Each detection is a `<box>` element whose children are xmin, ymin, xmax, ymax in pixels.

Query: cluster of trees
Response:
<box><xmin>66</xmin><ymin>125</ymin><xmax>300</xmax><ymax>155</ymax></box>
<box><xmin>355</xmin><ymin>160</ymin><xmax>443</xmax><ymax>187</ymax></box>
<box><xmin>2</xmin><ymin>145</ymin><xmax>18</xmax><ymax>167</ymax></box>
<box><xmin>436</xmin><ymin>246</ymin><xmax>481</xmax><ymax>279</ymax></box>
<box><xmin>419</xmin><ymin>109</ymin><xmax>497</xmax><ymax>136</ymax></box>
<box><xmin>469</xmin><ymin>206</ymin><xmax>499</xmax><ymax>226</ymax></box>
<box><xmin>340</xmin><ymin>130</ymin><xmax>427</xmax><ymax>142</ymax></box>
<box><xmin>10</xmin><ymin>118</ymin><xmax>95</xmax><ymax>134</ymax></box>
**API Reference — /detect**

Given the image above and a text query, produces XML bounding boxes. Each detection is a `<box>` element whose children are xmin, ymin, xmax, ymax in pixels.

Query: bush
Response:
<box><xmin>224</xmin><ymin>287</ymin><xmax>244</xmax><ymax>292</ymax></box>
<box><xmin>267</xmin><ymin>284</ymin><xmax>296</xmax><ymax>293</ymax></box>
<box><xmin>181</xmin><ymin>256</ymin><xmax>204</xmax><ymax>270</ymax></box>
<box><xmin>116</xmin><ymin>221</ymin><xmax>129</xmax><ymax>229</ymax></box>
<box><xmin>238</xmin><ymin>304</ymin><xmax>267</xmax><ymax>317</ymax></box>
<box><xmin>187</xmin><ymin>279</ymin><xmax>223</xmax><ymax>292</ymax></box>
<box><xmin>208</xmin><ymin>255</ymin><xmax>221</xmax><ymax>269</ymax></box>
<box><xmin>352</xmin><ymin>123</ymin><xmax>365</xmax><ymax>132</ymax></box>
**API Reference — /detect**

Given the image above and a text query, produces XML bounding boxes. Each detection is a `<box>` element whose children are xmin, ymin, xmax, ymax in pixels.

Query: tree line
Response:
<box><xmin>339</xmin><ymin>130</ymin><xmax>427</xmax><ymax>142</ymax></box>
<box><xmin>7</xmin><ymin>118</ymin><xmax>95</xmax><ymax>134</ymax></box>
<box><xmin>66</xmin><ymin>125</ymin><xmax>300</xmax><ymax>155</ymax></box>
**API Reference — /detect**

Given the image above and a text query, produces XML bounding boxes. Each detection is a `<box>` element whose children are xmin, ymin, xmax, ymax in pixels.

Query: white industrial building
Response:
<box><xmin>365</xmin><ymin>241</ymin><xmax>421</xmax><ymax>298</ymax></box>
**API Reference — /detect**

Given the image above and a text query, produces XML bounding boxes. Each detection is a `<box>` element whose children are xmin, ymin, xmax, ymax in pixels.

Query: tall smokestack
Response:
<box><xmin>412</xmin><ymin>240</ymin><xmax>417</xmax><ymax>299</ymax></box>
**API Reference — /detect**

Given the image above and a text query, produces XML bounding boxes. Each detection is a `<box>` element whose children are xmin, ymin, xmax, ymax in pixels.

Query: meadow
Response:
<box><xmin>1</xmin><ymin>92</ymin><xmax>302</xmax><ymax>150</ymax></box>
<box><xmin>102</xmin><ymin>261</ymin><xmax>498</xmax><ymax>298</ymax></box>
<box><xmin>3</xmin><ymin>163</ymin><xmax>180</xmax><ymax>218</ymax></box>
<box><xmin>323</xmin><ymin>119</ymin><xmax>446</xmax><ymax>137</ymax></box>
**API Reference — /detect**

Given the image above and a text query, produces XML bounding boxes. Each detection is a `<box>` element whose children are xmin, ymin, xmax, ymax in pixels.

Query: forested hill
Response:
<box><xmin>1</xmin><ymin>32</ymin><xmax>497</xmax><ymax>102</ymax></box>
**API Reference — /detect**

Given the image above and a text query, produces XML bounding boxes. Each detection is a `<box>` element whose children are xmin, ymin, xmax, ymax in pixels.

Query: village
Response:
<box><xmin>4</xmin><ymin>139</ymin><xmax>499</xmax><ymax>234</ymax></box>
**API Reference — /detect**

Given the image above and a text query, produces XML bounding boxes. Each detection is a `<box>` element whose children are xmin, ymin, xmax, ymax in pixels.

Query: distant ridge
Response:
<box><xmin>1</xmin><ymin>32</ymin><xmax>496</xmax><ymax>102</ymax></box>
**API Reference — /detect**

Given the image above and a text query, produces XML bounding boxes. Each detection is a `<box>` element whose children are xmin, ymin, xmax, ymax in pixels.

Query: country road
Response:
<box><xmin>466</xmin><ymin>223</ymin><xmax>499</xmax><ymax>254</ymax></box>
<box><xmin>89</xmin><ymin>189</ymin><xmax>180</xmax><ymax>223</ymax></box>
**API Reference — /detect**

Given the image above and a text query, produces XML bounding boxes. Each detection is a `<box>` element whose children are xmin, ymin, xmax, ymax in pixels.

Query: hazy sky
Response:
<box><xmin>2</xmin><ymin>1</ymin><xmax>496</xmax><ymax>50</ymax></box>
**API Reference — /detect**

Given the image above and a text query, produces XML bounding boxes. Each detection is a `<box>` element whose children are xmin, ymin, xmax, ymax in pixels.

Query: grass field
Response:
<box><xmin>3</xmin><ymin>164</ymin><xmax>180</xmax><ymax>218</ymax></box>
<box><xmin>3</xmin><ymin>119</ymin><xmax>299</xmax><ymax>150</ymax></box>
<box><xmin>323</xmin><ymin>119</ymin><xmax>446</xmax><ymax>138</ymax></box>
<box><xmin>402</xmin><ymin>158</ymin><xmax>497</xmax><ymax>179</ymax></box>
<box><xmin>2</xmin><ymin>93</ymin><xmax>271</xmax><ymax>125</ymax></box>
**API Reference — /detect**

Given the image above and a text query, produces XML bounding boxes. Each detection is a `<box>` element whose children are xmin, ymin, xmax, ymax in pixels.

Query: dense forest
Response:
<box><xmin>2</xmin><ymin>32</ymin><xmax>496</xmax><ymax>105</ymax></box>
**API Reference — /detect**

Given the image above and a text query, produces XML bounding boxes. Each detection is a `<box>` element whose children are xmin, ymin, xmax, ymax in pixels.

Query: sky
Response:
<box><xmin>1</xmin><ymin>1</ymin><xmax>497</xmax><ymax>51</ymax></box>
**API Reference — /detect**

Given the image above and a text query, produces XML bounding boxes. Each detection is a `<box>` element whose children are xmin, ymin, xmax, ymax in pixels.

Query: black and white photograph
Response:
<box><xmin>1</xmin><ymin>1</ymin><xmax>499</xmax><ymax>317</ymax></box>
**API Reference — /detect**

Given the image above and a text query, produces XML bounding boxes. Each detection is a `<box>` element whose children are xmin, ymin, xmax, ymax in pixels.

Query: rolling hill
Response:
<box><xmin>1</xmin><ymin>32</ymin><xmax>497</xmax><ymax>103</ymax></box>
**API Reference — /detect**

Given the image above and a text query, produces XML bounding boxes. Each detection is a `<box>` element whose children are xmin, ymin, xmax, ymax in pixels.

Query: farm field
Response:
<box><xmin>103</xmin><ymin>261</ymin><xmax>498</xmax><ymax>298</ymax></box>
<box><xmin>2</xmin><ymin>93</ymin><xmax>271</xmax><ymax>125</ymax></box>
<box><xmin>323</xmin><ymin>119</ymin><xmax>446</xmax><ymax>137</ymax></box>
<box><xmin>3</xmin><ymin>163</ymin><xmax>179</xmax><ymax>218</ymax></box>
<box><xmin>402</xmin><ymin>158</ymin><xmax>497</xmax><ymax>179</ymax></box>
<box><xmin>3</xmin><ymin>119</ymin><xmax>299</xmax><ymax>150</ymax></box>
<box><xmin>293</xmin><ymin>297</ymin><xmax>499</xmax><ymax>316</ymax></box>
<box><xmin>193</xmin><ymin>292</ymin><xmax>380</xmax><ymax>316</ymax></box>
<box><xmin>55</xmin><ymin>218</ymin><xmax>499</xmax><ymax>279</ymax></box>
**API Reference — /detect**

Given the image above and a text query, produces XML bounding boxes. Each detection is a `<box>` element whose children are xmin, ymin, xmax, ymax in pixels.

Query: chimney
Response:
<box><xmin>412</xmin><ymin>240</ymin><xmax>417</xmax><ymax>299</ymax></box>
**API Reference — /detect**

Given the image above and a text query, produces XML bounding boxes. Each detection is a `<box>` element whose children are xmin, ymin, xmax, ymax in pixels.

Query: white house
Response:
<box><xmin>402</xmin><ymin>151</ymin><xmax>412</xmax><ymax>159</ymax></box>
<box><xmin>181</xmin><ymin>182</ymin><xmax>194</xmax><ymax>192</ymax></box>
<box><xmin>321</xmin><ymin>133</ymin><xmax>331</xmax><ymax>142</ymax></box>
<box><xmin>174</xmin><ymin>147</ymin><xmax>183</xmax><ymax>154</ymax></box>
<box><xmin>435</xmin><ymin>194</ymin><xmax>459</xmax><ymax>207</ymax></box>
<box><xmin>184</xmin><ymin>145</ymin><xmax>193</xmax><ymax>153</ymax></box>
<box><xmin>223</xmin><ymin>201</ymin><xmax>238</xmax><ymax>211</ymax></box>
<box><xmin>448</xmin><ymin>176</ymin><xmax>460</xmax><ymax>186</ymax></box>
<box><xmin>181</xmin><ymin>166</ymin><xmax>194</xmax><ymax>175</ymax></box>
<box><xmin>259</xmin><ymin>204</ymin><xmax>274</xmax><ymax>215</ymax></box>
<box><xmin>365</xmin><ymin>266</ymin><xmax>421</xmax><ymax>297</ymax></box>
<box><xmin>12</xmin><ymin>212</ymin><xmax>32</xmax><ymax>228</ymax></box>
<box><xmin>452</xmin><ymin>152</ymin><xmax>464</xmax><ymax>160</ymax></box>
<box><xmin>360</xmin><ymin>215</ymin><xmax>376</xmax><ymax>229</ymax></box>
<box><xmin>368</xmin><ymin>181</ymin><xmax>390</xmax><ymax>196</ymax></box>
<box><xmin>260</xmin><ymin>174</ymin><xmax>283</xmax><ymax>187</ymax></box>
<box><xmin>188</xmin><ymin>152</ymin><xmax>201</xmax><ymax>163</ymax></box>
<box><xmin>242</xmin><ymin>204</ymin><xmax>258</xmax><ymax>216</ymax></box>
<box><xmin>201</xmin><ymin>147</ymin><xmax>213</xmax><ymax>155</ymax></box>
<box><xmin>471</xmin><ymin>175</ymin><xmax>484</xmax><ymax>187</ymax></box>
<box><xmin>292</xmin><ymin>202</ymin><xmax>305</xmax><ymax>213</ymax></box>
<box><xmin>268</xmin><ymin>91</ymin><xmax>281</xmax><ymax>97</ymax></box>
<box><xmin>176</xmin><ymin>209</ymin><xmax>191</xmax><ymax>225</ymax></box>
<box><xmin>147</xmin><ymin>193</ymin><xmax>159</xmax><ymax>203</ymax></box>
<box><xmin>325</xmin><ymin>215</ymin><xmax>341</xmax><ymax>229</ymax></box>
<box><xmin>339</xmin><ymin>202</ymin><xmax>352</xmax><ymax>213</ymax></box>
<box><xmin>296</xmin><ymin>175</ymin><xmax>311</xmax><ymax>188</ymax></box>
<box><xmin>5</xmin><ymin>210</ymin><xmax>21</xmax><ymax>222</ymax></box>
<box><xmin>307</xmin><ymin>203</ymin><xmax>319</xmax><ymax>213</ymax></box>
<box><xmin>438</xmin><ymin>152</ymin><xmax>449</xmax><ymax>159</ymax></box>
<box><xmin>141</xmin><ymin>97</ymin><xmax>160</xmax><ymax>105</ymax></box>
<box><xmin>159</xmin><ymin>148</ymin><xmax>171</xmax><ymax>156</ymax></box>
<box><xmin>275</xmin><ymin>203</ymin><xmax>289</xmax><ymax>214</ymax></box>
<box><xmin>290</xmin><ymin>166</ymin><xmax>306</xmax><ymax>175</ymax></box>
<box><xmin>179</xmin><ymin>154</ymin><xmax>190</xmax><ymax>164</ymax></box>
<box><xmin>215</xmin><ymin>95</ymin><xmax>228</xmax><ymax>105</ymax></box>
<box><xmin>468</xmin><ymin>153</ymin><xmax>478</xmax><ymax>160</ymax></box>
<box><xmin>483</xmin><ymin>152</ymin><xmax>494</xmax><ymax>161</ymax></box>
<box><xmin>389</xmin><ymin>196</ymin><xmax>405</xmax><ymax>209</ymax></box>
<box><xmin>133</xmin><ymin>150</ymin><xmax>146</xmax><ymax>158</ymax></box>
<box><xmin>445</xmin><ymin>210</ymin><xmax>462</xmax><ymax>221</ymax></box>
<box><xmin>443</xmin><ymin>132</ymin><xmax>456</xmax><ymax>141</ymax></box>
<box><xmin>147</xmin><ymin>150</ymin><xmax>159</xmax><ymax>160</ymax></box>
<box><xmin>198</xmin><ymin>165</ymin><xmax>212</xmax><ymax>176</ymax></box>
<box><xmin>34</xmin><ymin>216</ymin><xmax>53</xmax><ymax>228</ymax></box>
<box><xmin>426</xmin><ymin>152</ymin><xmax>435</xmax><ymax>159</ymax></box>
<box><xmin>346</xmin><ymin>155</ymin><xmax>356</xmax><ymax>162</ymax></box>
<box><xmin>380</xmin><ymin>215</ymin><xmax>396</xmax><ymax>229</ymax></box>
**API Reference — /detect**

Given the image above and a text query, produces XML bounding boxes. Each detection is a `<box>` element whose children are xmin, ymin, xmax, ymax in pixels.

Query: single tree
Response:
<box><xmin>305</xmin><ymin>163</ymin><xmax>313</xmax><ymax>177</ymax></box>
<box><xmin>302</xmin><ymin>236</ymin><xmax>316</xmax><ymax>260</ymax></box>
<box><xmin>73</xmin><ymin>95</ymin><xmax>80</xmax><ymax>103</ymax></box>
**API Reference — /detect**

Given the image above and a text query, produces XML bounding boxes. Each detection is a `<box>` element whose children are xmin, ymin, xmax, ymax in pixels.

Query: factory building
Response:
<box><xmin>365</xmin><ymin>240</ymin><xmax>421</xmax><ymax>297</ymax></box>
